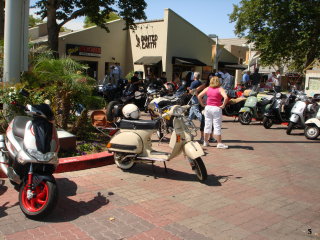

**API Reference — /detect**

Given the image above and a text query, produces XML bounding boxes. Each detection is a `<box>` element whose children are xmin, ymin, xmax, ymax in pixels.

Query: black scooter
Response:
<box><xmin>263</xmin><ymin>91</ymin><xmax>297</xmax><ymax>129</ymax></box>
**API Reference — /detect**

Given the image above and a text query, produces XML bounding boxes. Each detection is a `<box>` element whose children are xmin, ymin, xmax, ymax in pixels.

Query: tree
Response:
<box><xmin>0</xmin><ymin>0</ymin><xmax>4</xmax><ymax>40</ymax></box>
<box><xmin>33</xmin><ymin>0</ymin><xmax>147</xmax><ymax>56</ymax></box>
<box><xmin>29</xmin><ymin>15</ymin><xmax>43</xmax><ymax>28</ymax></box>
<box><xmin>84</xmin><ymin>12</ymin><xmax>120</xmax><ymax>28</ymax></box>
<box><xmin>229</xmin><ymin>0</ymin><xmax>320</xmax><ymax>72</ymax></box>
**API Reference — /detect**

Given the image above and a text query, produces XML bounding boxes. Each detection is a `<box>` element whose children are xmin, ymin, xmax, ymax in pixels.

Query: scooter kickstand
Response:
<box><xmin>163</xmin><ymin>162</ymin><xmax>168</xmax><ymax>173</ymax></box>
<box><xmin>152</xmin><ymin>162</ymin><xmax>157</xmax><ymax>179</ymax></box>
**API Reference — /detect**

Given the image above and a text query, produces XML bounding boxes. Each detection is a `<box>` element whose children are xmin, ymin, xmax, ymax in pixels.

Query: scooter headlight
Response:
<box><xmin>276</xmin><ymin>93</ymin><xmax>282</xmax><ymax>99</ymax></box>
<box><xmin>172</xmin><ymin>106</ymin><xmax>184</xmax><ymax>116</ymax></box>
<box><xmin>27</xmin><ymin>149</ymin><xmax>57</xmax><ymax>162</ymax></box>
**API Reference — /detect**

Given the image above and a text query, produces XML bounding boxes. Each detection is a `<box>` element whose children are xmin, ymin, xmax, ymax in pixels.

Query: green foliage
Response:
<box><xmin>84</xmin><ymin>12</ymin><xmax>121</xmax><ymax>28</ymax></box>
<box><xmin>229</xmin><ymin>0</ymin><xmax>320</xmax><ymax>72</ymax></box>
<box><xmin>125</xmin><ymin>70</ymin><xmax>134</xmax><ymax>82</ymax></box>
<box><xmin>86</xmin><ymin>95</ymin><xmax>106</xmax><ymax>110</ymax></box>
<box><xmin>29</xmin><ymin>15</ymin><xmax>43</xmax><ymax>28</ymax></box>
<box><xmin>32</xmin><ymin>0</ymin><xmax>147</xmax><ymax>51</ymax></box>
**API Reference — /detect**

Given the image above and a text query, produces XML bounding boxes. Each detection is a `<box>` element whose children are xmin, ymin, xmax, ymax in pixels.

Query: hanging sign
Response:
<box><xmin>66</xmin><ymin>44</ymin><xmax>101</xmax><ymax>57</ymax></box>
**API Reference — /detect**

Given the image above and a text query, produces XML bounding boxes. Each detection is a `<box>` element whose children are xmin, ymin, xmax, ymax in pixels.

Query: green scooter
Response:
<box><xmin>238</xmin><ymin>91</ymin><xmax>272</xmax><ymax>125</ymax></box>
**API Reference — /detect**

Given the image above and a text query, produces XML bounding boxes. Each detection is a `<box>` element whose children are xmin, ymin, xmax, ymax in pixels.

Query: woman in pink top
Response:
<box><xmin>198</xmin><ymin>76</ymin><xmax>228</xmax><ymax>148</ymax></box>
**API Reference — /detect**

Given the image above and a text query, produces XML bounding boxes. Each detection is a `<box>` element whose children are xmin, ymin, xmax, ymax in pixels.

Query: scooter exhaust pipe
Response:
<box><xmin>0</xmin><ymin>159</ymin><xmax>8</xmax><ymax>175</ymax></box>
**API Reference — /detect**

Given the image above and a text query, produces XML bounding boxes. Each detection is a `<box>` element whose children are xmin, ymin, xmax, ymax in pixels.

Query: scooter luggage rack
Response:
<box><xmin>90</xmin><ymin>110</ymin><xmax>119</xmax><ymax>137</ymax></box>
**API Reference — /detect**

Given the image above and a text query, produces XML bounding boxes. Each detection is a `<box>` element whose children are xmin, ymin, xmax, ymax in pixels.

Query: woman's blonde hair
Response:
<box><xmin>209</xmin><ymin>76</ymin><xmax>221</xmax><ymax>88</ymax></box>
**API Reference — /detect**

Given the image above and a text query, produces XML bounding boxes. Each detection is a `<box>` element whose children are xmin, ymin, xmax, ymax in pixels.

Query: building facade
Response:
<box><xmin>31</xmin><ymin>9</ymin><xmax>240</xmax><ymax>82</ymax></box>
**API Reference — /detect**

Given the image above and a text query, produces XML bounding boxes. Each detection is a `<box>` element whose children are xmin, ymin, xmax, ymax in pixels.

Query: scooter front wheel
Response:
<box><xmin>263</xmin><ymin>117</ymin><xmax>273</xmax><ymax>129</ymax></box>
<box><xmin>189</xmin><ymin>157</ymin><xmax>207</xmax><ymax>182</ymax></box>
<box><xmin>305</xmin><ymin>125</ymin><xmax>320</xmax><ymax>140</ymax></box>
<box><xmin>286</xmin><ymin>122</ymin><xmax>294</xmax><ymax>135</ymax></box>
<box><xmin>19</xmin><ymin>180</ymin><xmax>58</xmax><ymax>219</ymax></box>
<box><xmin>239</xmin><ymin>112</ymin><xmax>252</xmax><ymax>125</ymax></box>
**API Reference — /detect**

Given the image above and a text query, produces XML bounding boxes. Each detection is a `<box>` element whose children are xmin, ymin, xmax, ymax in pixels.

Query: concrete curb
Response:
<box><xmin>0</xmin><ymin>151</ymin><xmax>114</xmax><ymax>178</ymax></box>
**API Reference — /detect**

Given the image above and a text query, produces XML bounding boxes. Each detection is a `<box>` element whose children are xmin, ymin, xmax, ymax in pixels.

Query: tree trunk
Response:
<box><xmin>47</xmin><ymin>0</ymin><xmax>59</xmax><ymax>57</ymax></box>
<box><xmin>0</xmin><ymin>0</ymin><xmax>4</xmax><ymax>40</ymax></box>
<box><xmin>71</xmin><ymin>109</ymin><xmax>88</xmax><ymax>135</ymax></box>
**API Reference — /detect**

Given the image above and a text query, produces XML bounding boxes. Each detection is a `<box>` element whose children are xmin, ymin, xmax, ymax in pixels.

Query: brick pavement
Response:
<box><xmin>0</xmin><ymin>116</ymin><xmax>320</xmax><ymax>240</ymax></box>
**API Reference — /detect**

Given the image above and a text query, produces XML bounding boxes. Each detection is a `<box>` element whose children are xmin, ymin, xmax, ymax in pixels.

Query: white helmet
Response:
<box><xmin>122</xmin><ymin>104</ymin><xmax>140</xmax><ymax>119</ymax></box>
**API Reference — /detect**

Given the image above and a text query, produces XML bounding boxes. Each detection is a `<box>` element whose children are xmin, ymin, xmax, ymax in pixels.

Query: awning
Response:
<box><xmin>172</xmin><ymin>57</ymin><xmax>206</xmax><ymax>66</ymax></box>
<box><xmin>134</xmin><ymin>56</ymin><xmax>162</xmax><ymax>65</ymax></box>
<box><xmin>224</xmin><ymin>64</ymin><xmax>247</xmax><ymax>70</ymax></box>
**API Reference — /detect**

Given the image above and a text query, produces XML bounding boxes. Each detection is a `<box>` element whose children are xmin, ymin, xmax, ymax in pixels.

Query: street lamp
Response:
<box><xmin>208</xmin><ymin>34</ymin><xmax>219</xmax><ymax>70</ymax></box>
<box><xmin>242</xmin><ymin>42</ymin><xmax>253</xmax><ymax>71</ymax></box>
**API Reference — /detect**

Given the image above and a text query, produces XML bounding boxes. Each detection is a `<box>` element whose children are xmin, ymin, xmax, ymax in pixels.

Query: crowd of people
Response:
<box><xmin>241</xmin><ymin>69</ymin><xmax>282</xmax><ymax>92</ymax></box>
<box><xmin>105</xmin><ymin>64</ymin><xmax>285</xmax><ymax>150</ymax></box>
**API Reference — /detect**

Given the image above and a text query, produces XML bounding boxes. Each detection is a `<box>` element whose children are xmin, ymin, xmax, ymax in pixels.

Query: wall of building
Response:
<box><xmin>305</xmin><ymin>70</ymin><xmax>320</xmax><ymax>96</ymax></box>
<box><xmin>129</xmin><ymin>20</ymin><xmax>167</xmax><ymax>74</ymax></box>
<box><xmin>58</xmin><ymin>19</ymin><xmax>130</xmax><ymax>81</ymax></box>
<box><xmin>165</xmin><ymin>9</ymin><xmax>214</xmax><ymax>80</ymax></box>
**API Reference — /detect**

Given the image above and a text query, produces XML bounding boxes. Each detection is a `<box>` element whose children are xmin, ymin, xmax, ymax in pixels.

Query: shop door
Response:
<box><xmin>81</xmin><ymin>61</ymin><xmax>98</xmax><ymax>80</ymax></box>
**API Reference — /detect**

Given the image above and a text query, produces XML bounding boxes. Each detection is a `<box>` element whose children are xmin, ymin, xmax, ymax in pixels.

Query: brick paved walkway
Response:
<box><xmin>1</xmin><ymin>116</ymin><xmax>320</xmax><ymax>240</ymax></box>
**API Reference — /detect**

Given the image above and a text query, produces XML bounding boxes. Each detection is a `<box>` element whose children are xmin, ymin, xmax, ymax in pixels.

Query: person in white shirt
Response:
<box><xmin>272</xmin><ymin>70</ymin><xmax>281</xmax><ymax>91</ymax></box>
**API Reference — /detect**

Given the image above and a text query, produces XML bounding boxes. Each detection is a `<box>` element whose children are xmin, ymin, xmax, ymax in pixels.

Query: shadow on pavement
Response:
<box><xmin>43</xmin><ymin>178</ymin><xmax>109</xmax><ymax>222</ymax></box>
<box><xmin>224</xmin><ymin>139</ymin><xmax>319</xmax><ymax>144</ymax></box>
<box><xmin>228</xmin><ymin>145</ymin><xmax>254</xmax><ymax>150</ymax></box>
<box><xmin>0</xmin><ymin>180</ymin><xmax>8</xmax><ymax>197</ymax></box>
<box><xmin>124</xmin><ymin>163</ymin><xmax>235</xmax><ymax>187</ymax></box>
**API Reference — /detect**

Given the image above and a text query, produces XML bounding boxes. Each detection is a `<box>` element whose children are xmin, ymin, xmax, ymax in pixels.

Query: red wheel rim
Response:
<box><xmin>21</xmin><ymin>182</ymin><xmax>49</xmax><ymax>212</ymax></box>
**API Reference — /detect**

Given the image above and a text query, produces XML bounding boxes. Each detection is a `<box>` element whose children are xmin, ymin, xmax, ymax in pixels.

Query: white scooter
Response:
<box><xmin>286</xmin><ymin>92</ymin><xmax>314</xmax><ymax>135</ymax></box>
<box><xmin>107</xmin><ymin>104</ymin><xmax>207</xmax><ymax>182</ymax></box>
<box><xmin>0</xmin><ymin>101</ymin><xmax>59</xmax><ymax>219</ymax></box>
<box><xmin>305</xmin><ymin>94</ymin><xmax>320</xmax><ymax>139</ymax></box>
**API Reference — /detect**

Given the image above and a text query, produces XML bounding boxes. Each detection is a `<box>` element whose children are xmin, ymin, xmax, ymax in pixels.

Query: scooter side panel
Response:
<box><xmin>305</xmin><ymin>118</ymin><xmax>320</xmax><ymax>127</ymax></box>
<box><xmin>183</xmin><ymin>141</ymin><xmax>205</xmax><ymax>160</ymax></box>
<box><xmin>108</xmin><ymin>131</ymin><xmax>143</xmax><ymax>153</ymax></box>
<box><xmin>291</xmin><ymin>101</ymin><xmax>306</xmax><ymax>115</ymax></box>
<box><xmin>244</xmin><ymin>96</ymin><xmax>257</xmax><ymax>108</ymax></box>
<box><xmin>289</xmin><ymin>114</ymin><xmax>300</xmax><ymax>123</ymax></box>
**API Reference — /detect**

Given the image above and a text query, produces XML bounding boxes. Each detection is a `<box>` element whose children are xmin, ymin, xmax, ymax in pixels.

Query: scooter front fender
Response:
<box><xmin>289</xmin><ymin>113</ymin><xmax>300</xmax><ymax>123</ymax></box>
<box><xmin>305</xmin><ymin>118</ymin><xmax>320</xmax><ymax>127</ymax></box>
<box><xmin>183</xmin><ymin>141</ymin><xmax>204</xmax><ymax>160</ymax></box>
<box><xmin>239</xmin><ymin>107</ymin><xmax>251</xmax><ymax>113</ymax></box>
<box><xmin>32</xmin><ymin>174</ymin><xmax>56</xmax><ymax>187</ymax></box>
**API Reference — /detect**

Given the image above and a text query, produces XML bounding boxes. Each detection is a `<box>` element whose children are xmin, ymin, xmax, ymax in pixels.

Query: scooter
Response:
<box><xmin>0</xmin><ymin>102</ymin><xmax>59</xmax><ymax>219</ymax></box>
<box><xmin>304</xmin><ymin>94</ymin><xmax>320</xmax><ymax>140</ymax></box>
<box><xmin>262</xmin><ymin>91</ymin><xmax>297</xmax><ymax>129</ymax></box>
<box><xmin>223</xmin><ymin>89</ymin><xmax>248</xmax><ymax>118</ymax></box>
<box><xmin>238</xmin><ymin>91</ymin><xmax>272</xmax><ymax>125</ymax></box>
<box><xmin>286</xmin><ymin>93</ymin><xmax>316</xmax><ymax>135</ymax></box>
<box><xmin>107</xmin><ymin>105</ymin><xmax>208</xmax><ymax>182</ymax></box>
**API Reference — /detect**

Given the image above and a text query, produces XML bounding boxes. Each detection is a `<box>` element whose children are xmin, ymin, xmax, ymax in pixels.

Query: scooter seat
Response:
<box><xmin>12</xmin><ymin>116</ymin><xmax>32</xmax><ymax>139</ymax></box>
<box><xmin>228</xmin><ymin>98</ymin><xmax>246</xmax><ymax>105</ymax></box>
<box><xmin>119</xmin><ymin>119</ymin><xmax>160</xmax><ymax>130</ymax></box>
<box><xmin>258</xmin><ymin>99</ymin><xmax>271</xmax><ymax>106</ymax></box>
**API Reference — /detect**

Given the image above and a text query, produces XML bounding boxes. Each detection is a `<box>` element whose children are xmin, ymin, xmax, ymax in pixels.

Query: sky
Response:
<box><xmin>30</xmin><ymin>0</ymin><xmax>240</xmax><ymax>39</ymax></box>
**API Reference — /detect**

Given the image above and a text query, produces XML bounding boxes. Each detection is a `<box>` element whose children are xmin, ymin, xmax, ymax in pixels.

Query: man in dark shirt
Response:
<box><xmin>251</xmin><ymin>68</ymin><xmax>261</xmax><ymax>91</ymax></box>
<box><xmin>130</xmin><ymin>71</ymin><xmax>142</xmax><ymax>91</ymax></box>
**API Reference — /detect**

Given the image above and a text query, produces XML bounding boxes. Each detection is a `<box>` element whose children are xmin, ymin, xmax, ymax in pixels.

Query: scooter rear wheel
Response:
<box><xmin>19</xmin><ymin>180</ymin><xmax>58</xmax><ymax>219</ymax></box>
<box><xmin>114</xmin><ymin>153</ymin><xmax>135</xmax><ymax>170</ymax></box>
<box><xmin>239</xmin><ymin>112</ymin><xmax>252</xmax><ymax>125</ymax></box>
<box><xmin>190</xmin><ymin>157</ymin><xmax>207</xmax><ymax>182</ymax></box>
